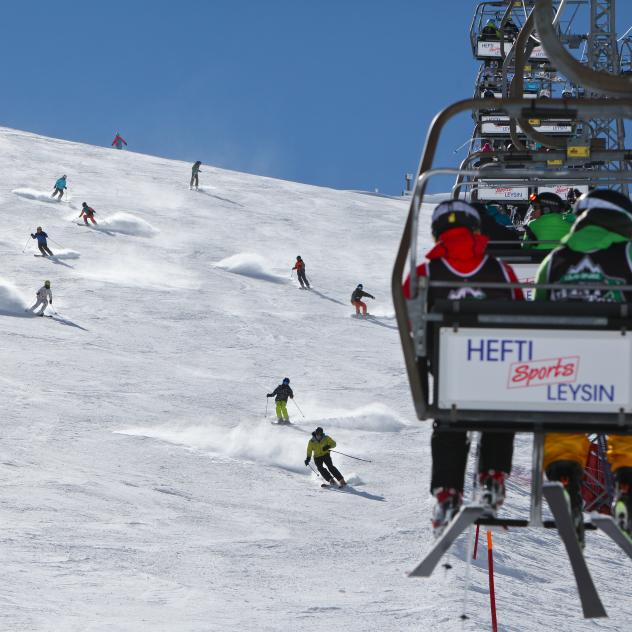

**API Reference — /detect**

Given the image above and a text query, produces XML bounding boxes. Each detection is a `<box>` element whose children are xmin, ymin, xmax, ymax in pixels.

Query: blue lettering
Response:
<box><xmin>547</xmin><ymin>384</ymin><xmax>557</xmax><ymax>401</ymax></box>
<box><xmin>467</xmin><ymin>339</ymin><xmax>485</xmax><ymax>361</ymax></box>
<box><xmin>545</xmin><ymin>384</ymin><xmax>615</xmax><ymax>402</ymax></box>
<box><xmin>500</xmin><ymin>339</ymin><xmax>513</xmax><ymax>362</ymax></box>
<box><xmin>599</xmin><ymin>385</ymin><xmax>615</xmax><ymax>402</ymax></box>
<box><xmin>557</xmin><ymin>384</ymin><xmax>568</xmax><ymax>401</ymax></box>
<box><xmin>487</xmin><ymin>339</ymin><xmax>499</xmax><ymax>361</ymax></box>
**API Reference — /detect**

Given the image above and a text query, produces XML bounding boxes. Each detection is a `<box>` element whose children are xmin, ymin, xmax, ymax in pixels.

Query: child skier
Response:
<box><xmin>350</xmin><ymin>284</ymin><xmax>375</xmax><ymax>317</ymax></box>
<box><xmin>31</xmin><ymin>227</ymin><xmax>54</xmax><ymax>256</ymax></box>
<box><xmin>79</xmin><ymin>202</ymin><xmax>97</xmax><ymax>225</ymax></box>
<box><xmin>305</xmin><ymin>427</ymin><xmax>346</xmax><ymax>488</ymax></box>
<box><xmin>292</xmin><ymin>256</ymin><xmax>310</xmax><ymax>289</ymax></box>
<box><xmin>267</xmin><ymin>377</ymin><xmax>294</xmax><ymax>423</ymax></box>
<box><xmin>27</xmin><ymin>280</ymin><xmax>52</xmax><ymax>316</ymax></box>
<box><xmin>52</xmin><ymin>175</ymin><xmax>67</xmax><ymax>199</ymax></box>
<box><xmin>190</xmin><ymin>161</ymin><xmax>202</xmax><ymax>190</ymax></box>
<box><xmin>111</xmin><ymin>132</ymin><xmax>127</xmax><ymax>150</ymax></box>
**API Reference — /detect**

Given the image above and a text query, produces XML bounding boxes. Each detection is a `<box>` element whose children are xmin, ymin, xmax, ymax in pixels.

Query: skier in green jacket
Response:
<box><xmin>523</xmin><ymin>192</ymin><xmax>575</xmax><ymax>251</ymax></box>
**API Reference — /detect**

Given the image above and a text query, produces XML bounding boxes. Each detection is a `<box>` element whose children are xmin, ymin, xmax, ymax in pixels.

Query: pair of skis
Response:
<box><xmin>410</xmin><ymin>483</ymin><xmax>632</xmax><ymax>619</ymax></box>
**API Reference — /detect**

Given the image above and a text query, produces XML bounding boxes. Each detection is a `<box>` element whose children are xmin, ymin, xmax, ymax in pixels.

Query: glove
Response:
<box><xmin>266</xmin><ymin>393</ymin><xmax>273</xmax><ymax>397</ymax></box>
<box><xmin>304</xmin><ymin>458</ymin><xmax>310</xmax><ymax>466</ymax></box>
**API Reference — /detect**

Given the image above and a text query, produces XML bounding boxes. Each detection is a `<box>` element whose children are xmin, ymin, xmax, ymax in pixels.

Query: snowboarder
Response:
<box><xmin>523</xmin><ymin>192</ymin><xmax>574</xmax><ymax>250</ymax></box>
<box><xmin>27</xmin><ymin>280</ymin><xmax>52</xmax><ymax>316</ymax></box>
<box><xmin>79</xmin><ymin>202</ymin><xmax>97</xmax><ymax>225</ymax></box>
<box><xmin>292</xmin><ymin>256</ymin><xmax>310</xmax><ymax>289</ymax></box>
<box><xmin>111</xmin><ymin>132</ymin><xmax>127</xmax><ymax>150</ymax></box>
<box><xmin>31</xmin><ymin>227</ymin><xmax>54</xmax><ymax>256</ymax></box>
<box><xmin>351</xmin><ymin>284</ymin><xmax>374</xmax><ymax>318</ymax></box>
<box><xmin>402</xmin><ymin>199</ymin><xmax>524</xmax><ymax>536</ymax></box>
<box><xmin>304</xmin><ymin>427</ymin><xmax>346</xmax><ymax>488</ymax></box>
<box><xmin>190</xmin><ymin>161</ymin><xmax>202</xmax><ymax>190</ymax></box>
<box><xmin>52</xmin><ymin>175</ymin><xmax>67</xmax><ymax>200</ymax></box>
<box><xmin>267</xmin><ymin>377</ymin><xmax>294</xmax><ymax>424</ymax></box>
<box><xmin>535</xmin><ymin>189</ymin><xmax>632</xmax><ymax>542</ymax></box>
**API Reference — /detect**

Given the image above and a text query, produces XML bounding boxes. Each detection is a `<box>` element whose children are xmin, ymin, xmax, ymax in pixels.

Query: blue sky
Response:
<box><xmin>1</xmin><ymin>1</ymin><xmax>632</xmax><ymax>194</ymax></box>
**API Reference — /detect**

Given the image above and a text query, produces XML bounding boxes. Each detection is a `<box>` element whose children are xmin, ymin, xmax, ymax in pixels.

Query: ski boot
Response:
<box><xmin>547</xmin><ymin>460</ymin><xmax>585</xmax><ymax>548</ymax></box>
<box><xmin>478</xmin><ymin>470</ymin><xmax>507</xmax><ymax>516</ymax></box>
<box><xmin>613</xmin><ymin>467</ymin><xmax>632</xmax><ymax>537</ymax></box>
<box><xmin>432</xmin><ymin>488</ymin><xmax>463</xmax><ymax>538</ymax></box>
<box><xmin>337</xmin><ymin>478</ymin><xmax>347</xmax><ymax>489</ymax></box>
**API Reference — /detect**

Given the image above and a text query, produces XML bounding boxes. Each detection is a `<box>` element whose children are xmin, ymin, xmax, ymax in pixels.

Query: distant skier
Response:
<box><xmin>51</xmin><ymin>175</ymin><xmax>67</xmax><ymax>200</ymax></box>
<box><xmin>402</xmin><ymin>199</ymin><xmax>524</xmax><ymax>536</ymax></box>
<box><xmin>27</xmin><ymin>280</ymin><xmax>52</xmax><ymax>316</ymax></box>
<box><xmin>31</xmin><ymin>227</ymin><xmax>54</xmax><ymax>256</ymax></box>
<box><xmin>350</xmin><ymin>284</ymin><xmax>375</xmax><ymax>318</ymax></box>
<box><xmin>304</xmin><ymin>427</ymin><xmax>346</xmax><ymax>488</ymax></box>
<box><xmin>292</xmin><ymin>256</ymin><xmax>310</xmax><ymax>289</ymax></box>
<box><xmin>190</xmin><ymin>161</ymin><xmax>202</xmax><ymax>190</ymax></box>
<box><xmin>79</xmin><ymin>202</ymin><xmax>97</xmax><ymax>225</ymax></box>
<box><xmin>111</xmin><ymin>132</ymin><xmax>127</xmax><ymax>150</ymax></box>
<box><xmin>267</xmin><ymin>377</ymin><xmax>294</xmax><ymax>424</ymax></box>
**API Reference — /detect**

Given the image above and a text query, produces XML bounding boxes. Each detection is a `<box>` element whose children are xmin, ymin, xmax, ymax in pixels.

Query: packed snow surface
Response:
<box><xmin>0</xmin><ymin>126</ymin><xmax>630</xmax><ymax>632</ymax></box>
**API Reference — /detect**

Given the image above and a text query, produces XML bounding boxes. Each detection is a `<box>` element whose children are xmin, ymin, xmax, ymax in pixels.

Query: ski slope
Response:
<box><xmin>0</xmin><ymin>126</ymin><xmax>630</xmax><ymax>631</ymax></box>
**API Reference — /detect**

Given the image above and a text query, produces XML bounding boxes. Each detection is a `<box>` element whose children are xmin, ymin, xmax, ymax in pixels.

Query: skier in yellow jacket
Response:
<box><xmin>305</xmin><ymin>427</ymin><xmax>346</xmax><ymax>488</ymax></box>
<box><xmin>536</xmin><ymin>189</ymin><xmax>632</xmax><ymax>541</ymax></box>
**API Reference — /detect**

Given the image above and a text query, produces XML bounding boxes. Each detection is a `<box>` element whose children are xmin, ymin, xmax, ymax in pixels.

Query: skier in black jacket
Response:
<box><xmin>351</xmin><ymin>284</ymin><xmax>375</xmax><ymax>318</ymax></box>
<box><xmin>267</xmin><ymin>377</ymin><xmax>294</xmax><ymax>423</ymax></box>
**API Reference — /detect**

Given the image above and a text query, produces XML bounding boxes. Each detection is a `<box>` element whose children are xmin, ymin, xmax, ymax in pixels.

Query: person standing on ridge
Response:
<box><xmin>351</xmin><ymin>284</ymin><xmax>375</xmax><ymax>318</ymax></box>
<box><xmin>111</xmin><ymin>132</ymin><xmax>127</xmax><ymax>150</ymax></box>
<box><xmin>27</xmin><ymin>280</ymin><xmax>53</xmax><ymax>316</ymax></box>
<box><xmin>79</xmin><ymin>202</ymin><xmax>97</xmax><ymax>225</ymax></box>
<box><xmin>305</xmin><ymin>427</ymin><xmax>346</xmax><ymax>488</ymax></box>
<box><xmin>190</xmin><ymin>161</ymin><xmax>202</xmax><ymax>190</ymax></box>
<box><xmin>52</xmin><ymin>175</ymin><xmax>67</xmax><ymax>200</ymax></box>
<box><xmin>31</xmin><ymin>227</ymin><xmax>54</xmax><ymax>256</ymax></box>
<box><xmin>292</xmin><ymin>256</ymin><xmax>310</xmax><ymax>289</ymax></box>
<box><xmin>267</xmin><ymin>377</ymin><xmax>294</xmax><ymax>424</ymax></box>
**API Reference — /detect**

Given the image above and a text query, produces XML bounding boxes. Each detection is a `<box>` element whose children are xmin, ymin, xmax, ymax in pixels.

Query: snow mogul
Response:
<box><xmin>402</xmin><ymin>199</ymin><xmax>524</xmax><ymax>536</ymax></box>
<box><xmin>305</xmin><ymin>426</ymin><xmax>346</xmax><ymax>488</ymax></box>
<box><xmin>535</xmin><ymin>189</ymin><xmax>632</xmax><ymax>543</ymax></box>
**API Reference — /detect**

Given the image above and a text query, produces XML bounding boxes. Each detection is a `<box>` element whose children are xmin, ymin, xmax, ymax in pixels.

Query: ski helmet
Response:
<box><xmin>431</xmin><ymin>199</ymin><xmax>481</xmax><ymax>239</ymax></box>
<box><xmin>357</xmin><ymin>283</ymin><xmax>363</xmax><ymax>289</ymax></box>
<box><xmin>313</xmin><ymin>427</ymin><xmax>324</xmax><ymax>437</ymax></box>
<box><xmin>36</xmin><ymin>226</ymin><xmax>42</xmax><ymax>231</ymax></box>
<box><xmin>296</xmin><ymin>256</ymin><xmax>302</xmax><ymax>260</ymax></box>
<box><xmin>572</xmin><ymin>189</ymin><xmax>632</xmax><ymax>239</ymax></box>
<box><xmin>534</xmin><ymin>192</ymin><xmax>565</xmax><ymax>214</ymax></box>
<box><xmin>282</xmin><ymin>377</ymin><xmax>290</xmax><ymax>384</ymax></box>
<box><xmin>44</xmin><ymin>280</ymin><xmax>50</xmax><ymax>288</ymax></box>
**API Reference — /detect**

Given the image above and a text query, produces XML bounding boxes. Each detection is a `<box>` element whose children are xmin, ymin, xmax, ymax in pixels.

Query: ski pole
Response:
<box><xmin>307</xmin><ymin>462</ymin><xmax>321</xmax><ymax>478</ymax></box>
<box><xmin>22</xmin><ymin>237</ymin><xmax>31</xmax><ymax>253</ymax></box>
<box><xmin>292</xmin><ymin>399</ymin><xmax>305</xmax><ymax>418</ymax></box>
<box><xmin>330</xmin><ymin>449</ymin><xmax>372</xmax><ymax>463</ymax></box>
<box><xmin>290</xmin><ymin>269</ymin><xmax>294</xmax><ymax>279</ymax></box>
<box><xmin>265</xmin><ymin>398</ymin><xmax>269</xmax><ymax>418</ymax></box>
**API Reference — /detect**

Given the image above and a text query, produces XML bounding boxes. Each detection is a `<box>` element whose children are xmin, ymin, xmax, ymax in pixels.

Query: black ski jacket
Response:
<box><xmin>351</xmin><ymin>288</ymin><xmax>374</xmax><ymax>302</ymax></box>
<box><xmin>270</xmin><ymin>384</ymin><xmax>294</xmax><ymax>402</ymax></box>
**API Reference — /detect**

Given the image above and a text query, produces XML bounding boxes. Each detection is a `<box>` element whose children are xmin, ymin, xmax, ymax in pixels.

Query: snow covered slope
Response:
<box><xmin>0</xmin><ymin>127</ymin><xmax>630</xmax><ymax>631</ymax></box>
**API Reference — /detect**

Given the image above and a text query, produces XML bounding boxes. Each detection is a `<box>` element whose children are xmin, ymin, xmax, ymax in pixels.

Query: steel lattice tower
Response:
<box><xmin>588</xmin><ymin>0</ymin><xmax>629</xmax><ymax>194</ymax></box>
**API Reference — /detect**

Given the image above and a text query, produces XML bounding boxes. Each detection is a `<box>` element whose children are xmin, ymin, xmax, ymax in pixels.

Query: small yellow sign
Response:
<box><xmin>547</xmin><ymin>159</ymin><xmax>564</xmax><ymax>166</ymax></box>
<box><xmin>528</xmin><ymin>118</ymin><xmax>541</xmax><ymax>126</ymax></box>
<box><xmin>567</xmin><ymin>146</ymin><xmax>590</xmax><ymax>158</ymax></box>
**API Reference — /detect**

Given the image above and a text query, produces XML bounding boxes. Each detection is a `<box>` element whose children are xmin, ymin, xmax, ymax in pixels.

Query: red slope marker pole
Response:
<box><xmin>487</xmin><ymin>530</ymin><xmax>498</xmax><ymax>632</ymax></box>
<box><xmin>473</xmin><ymin>523</ymin><xmax>481</xmax><ymax>560</ymax></box>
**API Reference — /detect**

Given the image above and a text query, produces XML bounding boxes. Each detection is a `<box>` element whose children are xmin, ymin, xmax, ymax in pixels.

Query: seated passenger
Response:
<box><xmin>483</xmin><ymin>88</ymin><xmax>496</xmax><ymax>99</ymax></box>
<box><xmin>402</xmin><ymin>200</ymin><xmax>523</xmax><ymax>536</ymax></box>
<box><xmin>501</xmin><ymin>17</ymin><xmax>520</xmax><ymax>39</ymax></box>
<box><xmin>481</xmin><ymin>139</ymin><xmax>493</xmax><ymax>153</ymax></box>
<box><xmin>473</xmin><ymin>202</ymin><xmax>520</xmax><ymax>243</ymax></box>
<box><xmin>535</xmin><ymin>189</ymin><xmax>632</xmax><ymax>542</ymax></box>
<box><xmin>481</xmin><ymin>19</ymin><xmax>501</xmax><ymax>40</ymax></box>
<box><xmin>523</xmin><ymin>192</ymin><xmax>574</xmax><ymax>250</ymax></box>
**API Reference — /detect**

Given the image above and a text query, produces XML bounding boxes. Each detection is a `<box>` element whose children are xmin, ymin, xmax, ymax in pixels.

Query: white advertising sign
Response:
<box><xmin>511</xmin><ymin>263</ymin><xmax>538</xmax><ymax>300</ymax></box>
<box><xmin>480</xmin><ymin>116</ymin><xmax>572</xmax><ymax>136</ymax></box>
<box><xmin>537</xmin><ymin>184</ymin><xmax>589</xmax><ymax>197</ymax></box>
<box><xmin>477</xmin><ymin>41</ymin><xmax>548</xmax><ymax>61</ymax></box>
<box><xmin>438</xmin><ymin>328</ymin><xmax>632</xmax><ymax>412</ymax></box>
<box><xmin>478</xmin><ymin>185</ymin><xmax>529</xmax><ymax>201</ymax></box>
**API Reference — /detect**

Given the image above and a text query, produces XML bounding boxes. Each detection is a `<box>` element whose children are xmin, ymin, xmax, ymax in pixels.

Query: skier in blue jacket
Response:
<box><xmin>31</xmin><ymin>227</ymin><xmax>53</xmax><ymax>256</ymax></box>
<box><xmin>52</xmin><ymin>175</ymin><xmax>67</xmax><ymax>200</ymax></box>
